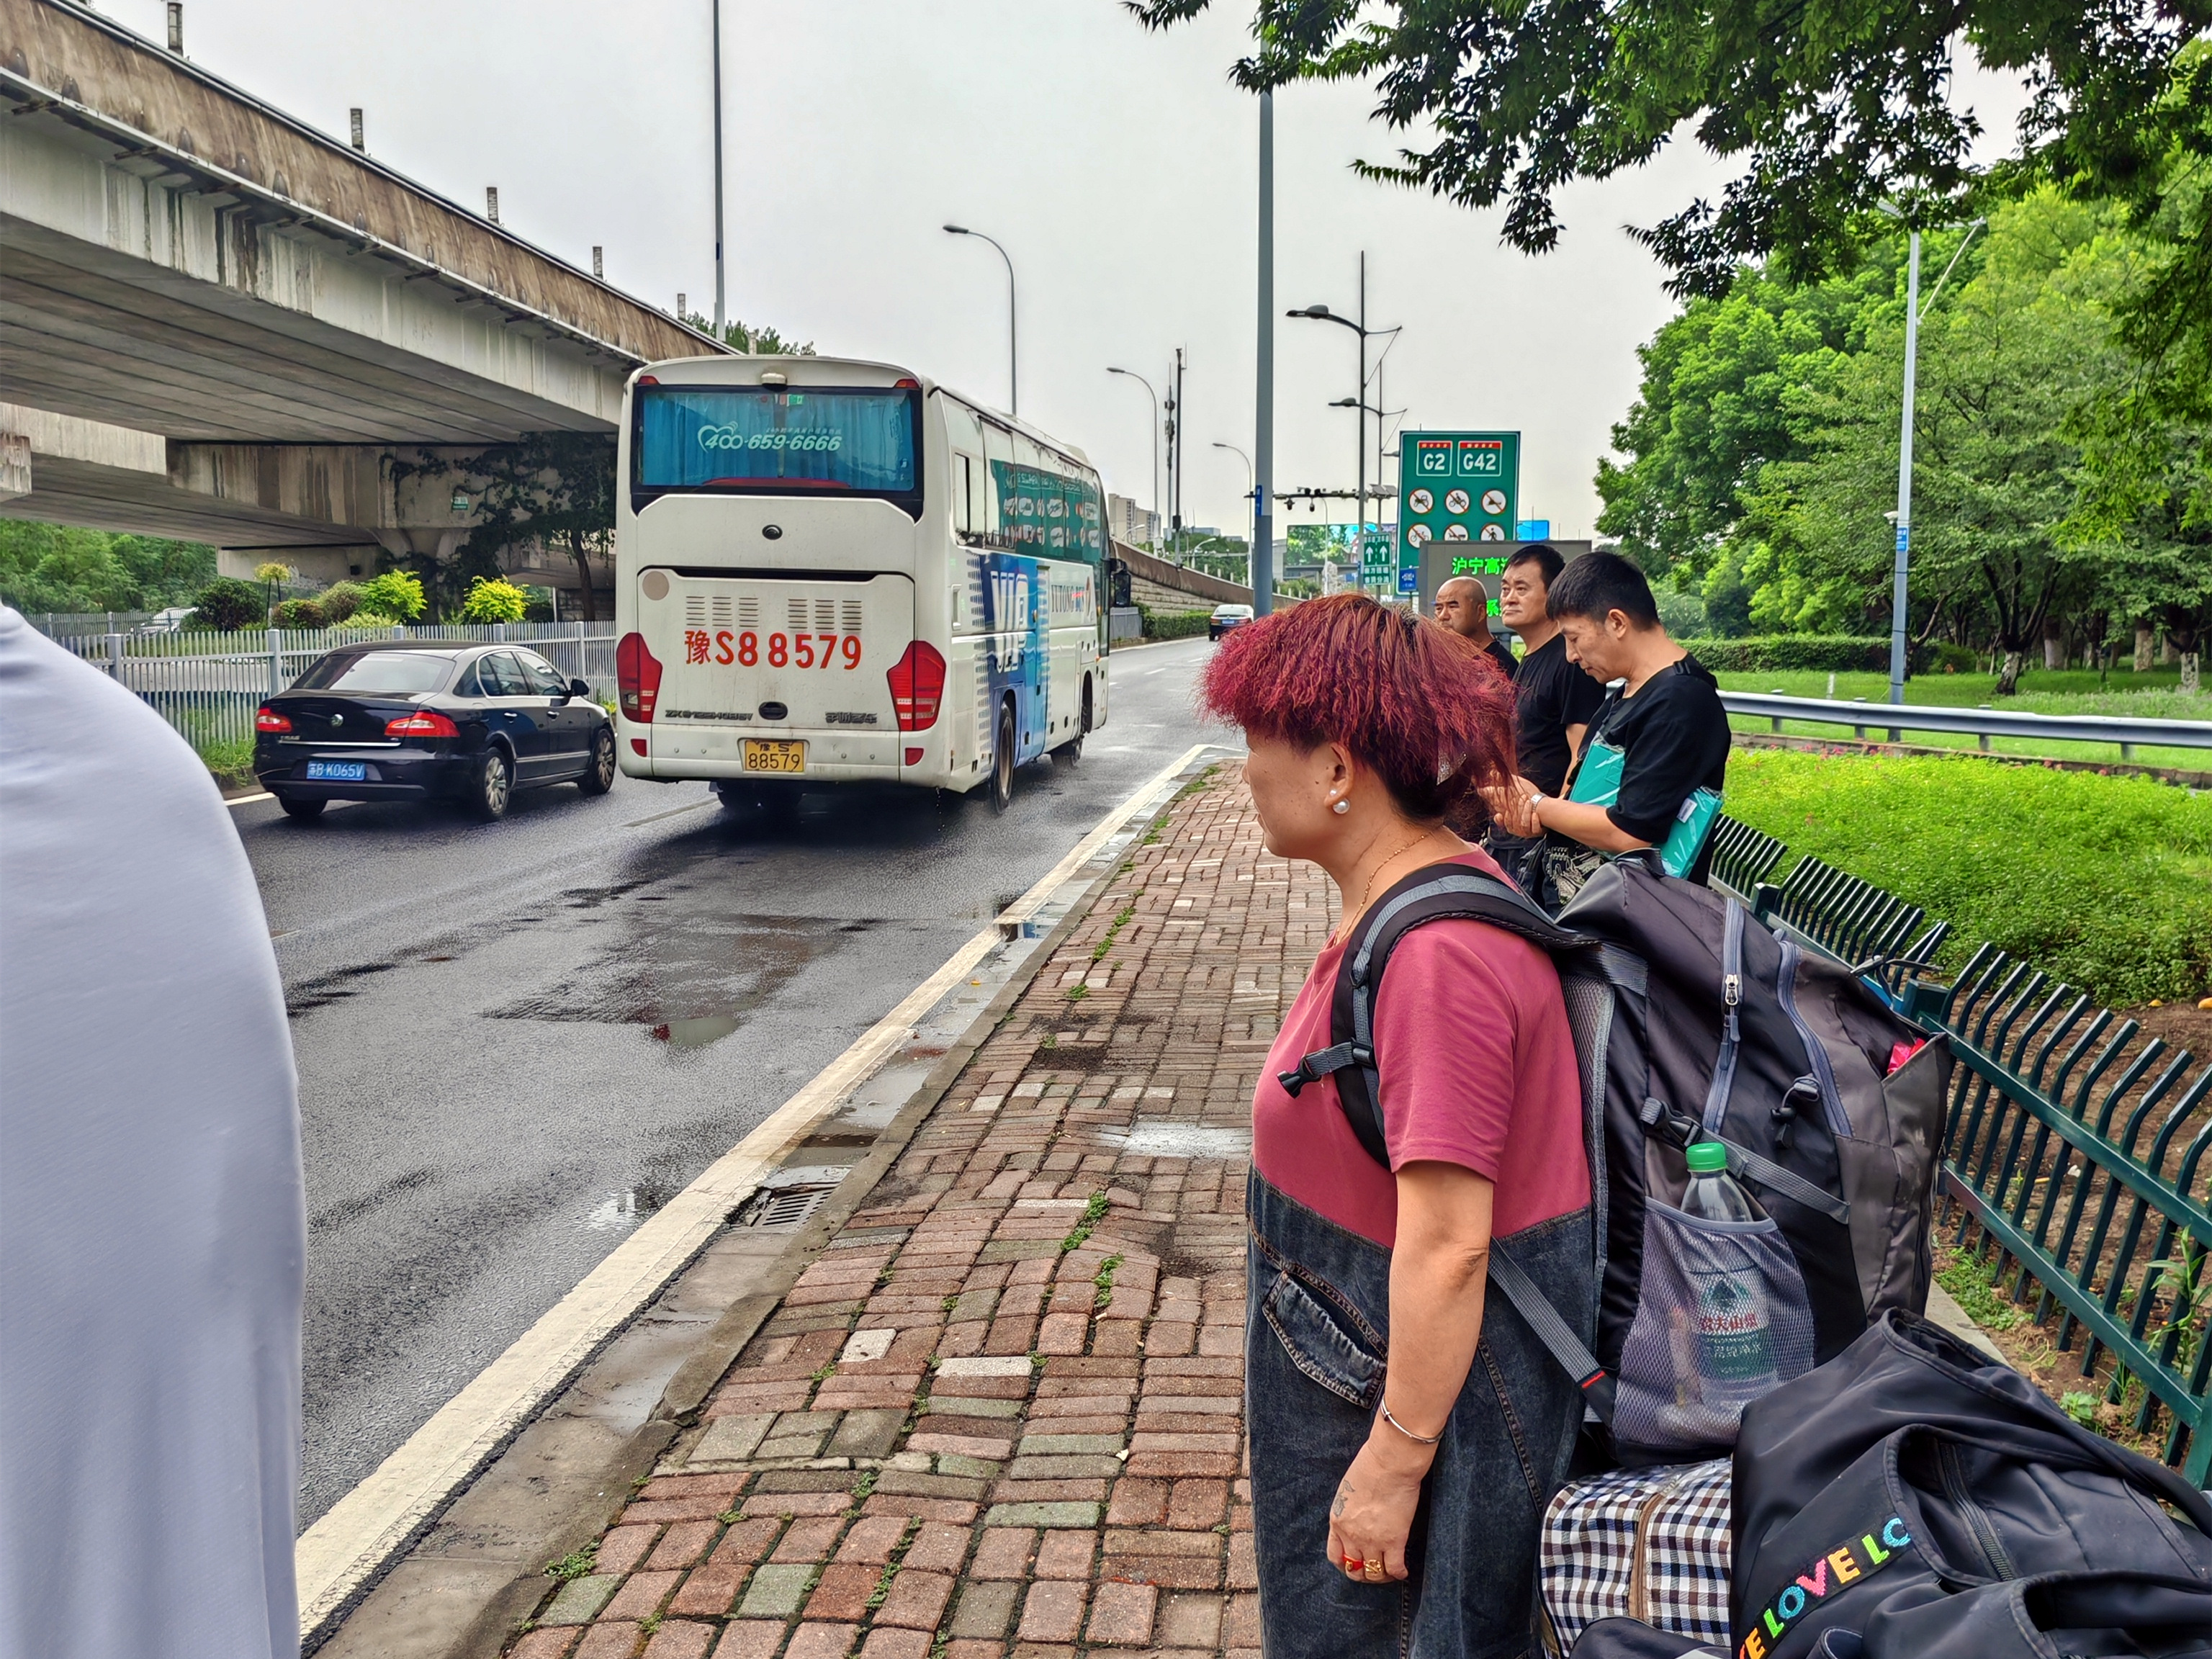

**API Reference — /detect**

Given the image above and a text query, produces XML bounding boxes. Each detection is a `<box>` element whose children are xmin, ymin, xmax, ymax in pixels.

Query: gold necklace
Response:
<box><xmin>1334</xmin><ymin>826</ymin><xmax>1445</xmax><ymax>945</ymax></box>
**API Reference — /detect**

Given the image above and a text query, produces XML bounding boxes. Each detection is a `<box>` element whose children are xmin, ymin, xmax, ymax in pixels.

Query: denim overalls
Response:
<box><xmin>1245</xmin><ymin>1169</ymin><xmax>1593</xmax><ymax>1658</ymax></box>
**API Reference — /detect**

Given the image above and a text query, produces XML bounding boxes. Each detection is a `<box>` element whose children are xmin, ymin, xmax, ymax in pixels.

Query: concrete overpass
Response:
<box><xmin>0</xmin><ymin>0</ymin><xmax>727</xmax><ymax>595</ymax></box>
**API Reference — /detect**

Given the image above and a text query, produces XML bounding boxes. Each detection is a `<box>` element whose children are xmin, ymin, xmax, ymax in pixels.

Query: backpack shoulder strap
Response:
<box><xmin>1274</xmin><ymin>860</ymin><xmax>1620</xmax><ymax>1424</ymax></box>
<box><xmin>1275</xmin><ymin>863</ymin><xmax>1584</xmax><ymax>1164</ymax></box>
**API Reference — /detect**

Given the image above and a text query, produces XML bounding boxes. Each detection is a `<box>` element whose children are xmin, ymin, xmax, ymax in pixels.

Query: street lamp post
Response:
<box><xmin>711</xmin><ymin>0</ymin><xmax>725</xmax><ymax>336</ymax></box>
<box><xmin>1254</xmin><ymin>90</ymin><xmax>1274</xmax><ymax>615</ymax></box>
<box><xmin>1291</xmin><ymin>252</ymin><xmax>1400</xmax><ymax>590</ymax></box>
<box><xmin>1107</xmin><ymin>367</ymin><xmax>1161</xmax><ymax>549</ymax></box>
<box><xmin>945</xmin><ymin>225</ymin><xmax>1016</xmax><ymax>416</ymax></box>
<box><xmin>1213</xmin><ymin>441</ymin><xmax>1253</xmax><ymax>583</ymax></box>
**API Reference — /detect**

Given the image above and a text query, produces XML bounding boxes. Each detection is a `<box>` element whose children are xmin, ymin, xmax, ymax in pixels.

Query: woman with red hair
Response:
<box><xmin>1200</xmin><ymin>594</ymin><xmax>1592</xmax><ymax>1658</ymax></box>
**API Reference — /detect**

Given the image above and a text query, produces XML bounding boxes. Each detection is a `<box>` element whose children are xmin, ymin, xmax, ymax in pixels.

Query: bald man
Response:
<box><xmin>1434</xmin><ymin>575</ymin><xmax>1519</xmax><ymax>682</ymax></box>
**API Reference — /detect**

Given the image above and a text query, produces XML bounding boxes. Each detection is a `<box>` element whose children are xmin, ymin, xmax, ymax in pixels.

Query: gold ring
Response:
<box><xmin>1362</xmin><ymin>1563</ymin><xmax>1388</xmax><ymax>1582</ymax></box>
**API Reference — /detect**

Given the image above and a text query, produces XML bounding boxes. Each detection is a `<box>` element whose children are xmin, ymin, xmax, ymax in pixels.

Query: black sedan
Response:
<box><xmin>254</xmin><ymin>641</ymin><xmax>616</xmax><ymax>822</ymax></box>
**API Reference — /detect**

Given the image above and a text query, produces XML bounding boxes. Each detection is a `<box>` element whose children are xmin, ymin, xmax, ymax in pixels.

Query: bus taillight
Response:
<box><xmin>616</xmin><ymin>632</ymin><xmax>663</xmax><ymax>722</ymax></box>
<box><xmin>886</xmin><ymin>641</ymin><xmax>946</xmax><ymax>731</ymax></box>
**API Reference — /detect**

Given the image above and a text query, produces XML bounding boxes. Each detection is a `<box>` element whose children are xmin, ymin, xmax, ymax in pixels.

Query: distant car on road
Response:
<box><xmin>254</xmin><ymin>641</ymin><xmax>615</xmax><ymax>822</ymax></box>
<box><xmin>136</xmin><ymin>606</ymin><xmax>197</xmax><ymax>634</ymax></box>
<box><xmin>1208</xmin><ymin>603</ymin><xmax>1254</xmax><ymax>642</ymax></box>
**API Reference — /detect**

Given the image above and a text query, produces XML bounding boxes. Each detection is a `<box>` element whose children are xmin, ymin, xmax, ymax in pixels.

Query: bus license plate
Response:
<box><xmin>306</xmin><ymin>760</ymin><xmax>367</xmax><ymax>781</ymax></box>
<box><xmin>743</xmin><ymin>739</ymin><xmax>806</xmax><ymax>774</ymax></box>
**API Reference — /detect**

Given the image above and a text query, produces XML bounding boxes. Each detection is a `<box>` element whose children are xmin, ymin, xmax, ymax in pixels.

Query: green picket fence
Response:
<box><xmin>1705</xmin><ymin>814</ymin><xmax>2212</xmax><ymax>1483</ymax></box>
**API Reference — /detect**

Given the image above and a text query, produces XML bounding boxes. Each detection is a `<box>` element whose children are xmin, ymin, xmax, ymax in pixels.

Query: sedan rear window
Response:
<box><xmin>294</xmin><ymin>651</ymin><xmax>455</xmax><ymax>693</ymax></box>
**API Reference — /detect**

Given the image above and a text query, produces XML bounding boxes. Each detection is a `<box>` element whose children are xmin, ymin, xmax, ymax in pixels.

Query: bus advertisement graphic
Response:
<box><xmin>980</xmin><ymin>551</ymin><xmax>1048</xmax><ymax>766</ymax></box>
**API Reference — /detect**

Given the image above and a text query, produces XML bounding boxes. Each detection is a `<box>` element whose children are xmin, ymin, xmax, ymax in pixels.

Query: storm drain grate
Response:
<box><xmin>732</xmin><ymin>1168</ymin><xmax>851</xmax><ymax>1228</ymax></box>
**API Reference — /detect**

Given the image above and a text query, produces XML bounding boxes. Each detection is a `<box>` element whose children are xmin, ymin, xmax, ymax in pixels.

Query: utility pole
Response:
<box><xmin>1889</xmin><ymin>229</ymin><xmax>1920</xmax><ymax>719</ymax></box>
<box><xmin>1355</xmin><ymin>252</ymin><xmax>1367</xmax><ymax>588</ymax></box>
<box><xmin>711</xmin><ymin>0</ymin><xmax>726</xmax><ymax>336</ymax></box>
<box><xmin>1253</xmin><ymin>91</ymin><xmax>1275</xmax><ymax>614</ymax></box>
<box><xmin>1167</xmin><ymin>348</ymin><xmax>1186</xmax><ymax>562</ymax></box>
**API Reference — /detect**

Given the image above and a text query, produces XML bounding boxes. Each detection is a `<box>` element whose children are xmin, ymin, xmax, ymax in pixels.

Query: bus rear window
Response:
<box><xmin>635</xmin><ymin>387</ymin><xmax>919</xmax><ymax>501</ymax></box>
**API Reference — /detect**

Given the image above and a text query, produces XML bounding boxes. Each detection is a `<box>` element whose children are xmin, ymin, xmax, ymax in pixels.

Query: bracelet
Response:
<box><xmin>1378</xmin><ymin>1398</ymin><xmax>1443</xmax><ymax>1445</ymax></box>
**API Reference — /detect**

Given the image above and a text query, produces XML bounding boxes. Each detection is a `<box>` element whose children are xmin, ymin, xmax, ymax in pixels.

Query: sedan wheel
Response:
<box><xmin>578</xmin><ymin>727</ymin><xmax>616</xmax><ymax>795</ymax></box>
<box><xmin>276</xmin><ymin>793</ymin><xmax>325</xmax><ymax>822</ymax></box>
<box><xmin>469</xmin><ymin>747</ymin><xmax>513</xmax><ymax>822</ymax></box>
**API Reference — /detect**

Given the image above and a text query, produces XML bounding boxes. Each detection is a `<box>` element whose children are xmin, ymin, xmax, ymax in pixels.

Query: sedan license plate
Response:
<box><xmin>305</xmin><ymin>760</ymin><xmax>367</xmax><ymax>781</ymax></box>
<box><xmin>742</xmin><ymin>739</ymin><xmax>806</xmax><ymax>774</ymax></box>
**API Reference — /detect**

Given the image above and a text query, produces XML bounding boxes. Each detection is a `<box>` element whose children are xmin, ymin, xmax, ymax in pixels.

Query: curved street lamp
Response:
<box><xmin>945</xmin><ymin>225</ymin><xmax>1017</xmax><ymax>416</ymax></box>
<box><xmin>1107</xmin><ymin>367</ymin><xmax>1161</xmax><ymax>547</ymax></box>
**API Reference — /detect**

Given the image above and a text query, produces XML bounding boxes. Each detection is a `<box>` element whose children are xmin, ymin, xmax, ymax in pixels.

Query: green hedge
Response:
<box><xmin>1139</xmin><ymin>606</ymin><xmax>1213</xmax><ymax>641</ymax></box>
<box><xmin>1681</xmin><ymin>636</ymin><xmax>1891</xmax><ymax>672</ymax></box>
<box><xmin>1725</xmin><ymin>748</ymin><xmax>2212</xmax><ymax>1007</ymax></box>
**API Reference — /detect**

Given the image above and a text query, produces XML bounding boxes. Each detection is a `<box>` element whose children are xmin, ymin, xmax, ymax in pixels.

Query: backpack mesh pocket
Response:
<box><xmin>1614</xmin><ymin>1202</ymin><xmax>1815</xmax><ymax>1456</ymax></box>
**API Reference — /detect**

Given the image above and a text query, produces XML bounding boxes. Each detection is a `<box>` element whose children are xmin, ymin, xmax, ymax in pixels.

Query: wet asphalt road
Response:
<box><xmin>229</xmin><ymin>637</ymin><xmax>1220</xmax><ymax>1527</ymax></box>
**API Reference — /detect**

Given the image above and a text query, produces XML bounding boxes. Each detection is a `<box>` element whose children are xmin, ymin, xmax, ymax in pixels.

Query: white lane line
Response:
<box><xmin>625</xmin><ymin>796</ymin><xmax>717</xmax><ymax>828</ymax></box>
<box><xmin>294</xmin><ymin>739</ymin><xmax>1220</xmax><ymax>1636</ymax></box>
<box><xmin>225</xmin><ymin>791</ymin><xmax>274</xmax><ymax>806</ymax></box>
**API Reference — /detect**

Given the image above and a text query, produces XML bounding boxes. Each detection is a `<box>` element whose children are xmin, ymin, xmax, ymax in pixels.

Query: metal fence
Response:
<box><xmin>50</xmin><ymin>622</ymin><xmax>617</xmax><ymax>761</ymax></box>
<box><xmin>1719</xmin><ymin>690</ymin><xmax>2212</xmax><ymax>759</ymax></box>
<box><xmin>1707</xmin><ymin>813</ymin><xmax>2212</xmax><ymax>1481</ymax></box>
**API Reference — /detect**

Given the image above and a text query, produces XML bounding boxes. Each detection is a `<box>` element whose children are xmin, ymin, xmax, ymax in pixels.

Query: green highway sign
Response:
<box><xmin>1399</xmin><ymin>431</ymin><xmax>1520</xmax><ymax>578</ymax></box>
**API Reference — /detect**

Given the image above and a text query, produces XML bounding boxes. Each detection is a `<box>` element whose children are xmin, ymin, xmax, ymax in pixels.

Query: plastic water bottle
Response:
<box><xmin>1682</xmin><ymin>1141</ymin><xmax>1778</xmax><ymax>1407</ymax></box>
<box><xmin>1683</xmin><ymin>1140</ymin><xmax>1758</xmax><ymax>1223</ymax></box>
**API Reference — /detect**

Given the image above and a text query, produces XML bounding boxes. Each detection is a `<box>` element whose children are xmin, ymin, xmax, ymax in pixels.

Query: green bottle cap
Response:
<box><xmin>1685</xmin><ymin>1141</ymin><xmax>1729</xmax><ymax>1174</ymax></box>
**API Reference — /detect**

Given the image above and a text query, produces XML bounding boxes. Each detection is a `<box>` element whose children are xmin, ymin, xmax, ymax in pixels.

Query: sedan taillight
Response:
<box><xmin>617</xmin><ymin>631</ymin><xmax>662</xmax><ymax>722</ymax></box>
<box><xmin>256</xmin><ymin>707</ymin><xmax>292</xmax><ymax>734</ymax></box>
<box><xmin>385</xmin><ymin>709</ymin><xmax>460</xmax><ymax>738</ymax></box>
<box><xmin>886</xmin><ymin>641</ymin><xmax>946</xmax><ymax>732</ymax></box>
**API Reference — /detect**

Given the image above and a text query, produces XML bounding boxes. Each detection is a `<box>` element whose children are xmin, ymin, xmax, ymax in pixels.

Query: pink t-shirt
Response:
<box><xmin>1253</xmin><ymin>851</ymin><xmax>1592</xmax><ymax>1249</ymax></box>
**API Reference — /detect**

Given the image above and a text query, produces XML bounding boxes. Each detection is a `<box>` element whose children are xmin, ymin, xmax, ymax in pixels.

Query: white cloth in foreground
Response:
<box><xmin>0</xmin><ymin>608</ymin><xmax>304</xmax><ymax>1658</ymax></box>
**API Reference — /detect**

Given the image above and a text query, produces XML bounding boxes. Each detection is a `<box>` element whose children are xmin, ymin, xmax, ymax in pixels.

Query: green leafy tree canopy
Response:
<box><xmin>459</xmin><ymin>575</ymin><xmax>529</xmax><ymax>624</ymax></box>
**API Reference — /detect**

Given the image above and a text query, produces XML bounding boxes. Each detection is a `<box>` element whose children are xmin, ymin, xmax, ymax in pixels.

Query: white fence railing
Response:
<box><xmin>1721</xmin><ymin>691</ymin><xmax>2212</xmax><ymax>757</ymax></box>
<box><xmin>51</xmin><ymin>623</ymin><xmax>618</xmax><ymax>761</ymax></box>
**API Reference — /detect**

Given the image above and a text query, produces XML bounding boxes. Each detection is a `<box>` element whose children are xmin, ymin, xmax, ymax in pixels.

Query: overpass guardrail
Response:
<box><xmin>45</xmin><ymin>622</ymin><xmax>617</xmax><ymax>763</ymax></box>
<box><xmin>1704</xmin><ymin>812</ymin><xmax>2212</xmax><ymax>1483</ymax></box>
<box><xmin>1719</xmin><ymin>690</ymin><xmax>2212</xmax><ymax>759</ymax></box>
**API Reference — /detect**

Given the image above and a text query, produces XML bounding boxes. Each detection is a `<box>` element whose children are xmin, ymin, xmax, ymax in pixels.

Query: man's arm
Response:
<box><xmin>1529</xmin><ymin>786</ymin><xmax>1651</xmax><ymax>852</ymax></box>
<box><xmin>1563</xmin><ymin>721</ymin><xmax>1588</xmax><ymax>762</ymax></box>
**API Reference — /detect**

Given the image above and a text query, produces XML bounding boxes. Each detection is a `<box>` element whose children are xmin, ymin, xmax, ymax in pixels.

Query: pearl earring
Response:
<box><xmin>1331</xmin><ymin>799</ymin><xmax>1350</xmax><ymax>815</ymax></box>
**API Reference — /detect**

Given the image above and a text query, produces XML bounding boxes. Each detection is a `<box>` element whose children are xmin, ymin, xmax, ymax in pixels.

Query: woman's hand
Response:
<box><xmin>1326</xmin><ymin>1424</ymin><xmax>1433</xmax><ymax>1583</ymax></box>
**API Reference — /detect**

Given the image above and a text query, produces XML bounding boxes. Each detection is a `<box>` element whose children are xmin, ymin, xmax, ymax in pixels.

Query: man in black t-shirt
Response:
<box><xmin>1484</xmin><ymin>545</ymin><xmax>1606</xmax><ymax>881</ymax></box>
<box><xmin>1488</xmin><ymin>551</ymin><xmax>1730</xmax><ymax>894</ymax></box>
<box><xmin>1433</xmin><ymin>575</ymin><xmax>1520</xmax><ymax>683</ymax></box>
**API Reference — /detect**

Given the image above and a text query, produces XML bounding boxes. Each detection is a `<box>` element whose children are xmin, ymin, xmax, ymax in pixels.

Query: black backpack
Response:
<box><xmin>1277</xmin><ymin>854</ymin><xmax>1953</xmax><ymax>1464</ymax></box>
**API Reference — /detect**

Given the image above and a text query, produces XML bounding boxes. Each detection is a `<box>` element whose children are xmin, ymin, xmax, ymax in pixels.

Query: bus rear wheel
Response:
<box><xmin>989</xmin><ymin>701</ymin><xmax>1016</xmax><ymax>814</ymax></box>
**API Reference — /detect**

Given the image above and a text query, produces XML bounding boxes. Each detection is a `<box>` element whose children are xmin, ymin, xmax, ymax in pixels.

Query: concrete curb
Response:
<box><xmin>310</xmin><ymin>747</ymin><xmax>1228</xmax><ymax>1659</ymax></box>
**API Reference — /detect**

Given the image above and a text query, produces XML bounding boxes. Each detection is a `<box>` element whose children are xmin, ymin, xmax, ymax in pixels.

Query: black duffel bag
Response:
<box><xmin>1726</xmin><ymin>1308</ymin><xmax>2212</xmax><ymax>1658</ymax></box>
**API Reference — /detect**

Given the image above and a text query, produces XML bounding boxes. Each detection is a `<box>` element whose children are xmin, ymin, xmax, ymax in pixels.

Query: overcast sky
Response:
<box><xmin>104</xmin><ymin>1</ymin><xmax>2029</xmax><ymax>544</ymax></box>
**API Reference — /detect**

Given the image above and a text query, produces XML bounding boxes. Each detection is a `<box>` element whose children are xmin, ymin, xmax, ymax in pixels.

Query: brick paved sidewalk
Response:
<box><xmin>503</xmin><ymin>768</ymin><xmax>1330</xmax><ymax>1659</ymax></box>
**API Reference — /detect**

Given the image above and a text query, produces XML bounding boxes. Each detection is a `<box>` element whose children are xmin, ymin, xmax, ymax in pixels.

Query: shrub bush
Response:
<box><xmin>459</xmin><ymin>575</ymin><xmax>529</xmax><ymax>623</ymax></box>
<box><xmin>1139</xmin><ymin>605</ymin><xmax>1212</xmax><ymax>641</ymax></box>
<box><xmin>271</xmin><ymin>597</ymin><xmax>327</xmax><ymax>629</ymax></box>
<box><xmin>319</xmin><ymin>580</ymin><xmax>365</xmax><ymax>624</ymax></box>
<box><xmin>359</xmin><ymin>569</ymin><xmax>426</xmax><ymax>623</ymax></box>
<box><xmin>1679</xmin><ymin>636</ymin><xmax>1890</xmax><ymax>673</ymax></box>
<box><xmin>191</xmin><ymin>576</ymin><xmax>264</xmax><ymax>631</ymax></box>
<box><xmin>1725</xmin><ymin>748</ymin><xmax>2212</xmax><ymax>1007</ymax></box>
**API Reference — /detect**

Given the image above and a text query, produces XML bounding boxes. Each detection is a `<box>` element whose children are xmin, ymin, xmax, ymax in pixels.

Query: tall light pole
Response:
<box><xmin>1889</xmin><ymin>228</ymin><xmax>1920</xmax><ymax>716</ymax></box>
<box><xmin>1889</xmin><ymin>216</ymin><xmax>1984</xmax><ymax>717</ymax></box>
<box><xmin>945</xmin><ymin>225</ymin><xmax>1016</xmax><ymax>416</ymax></box>
<box><xmin>1169</xmin><ymin>348</ymin><xmax>1186</xmax><ymax>559</ymax></box>
<box><xmin>1107</xmin><ymin>367</ymin><xmax>1161</xmax><ymax>548</ymax></box>
<box><xmin>711</xmin><ymin>0</ymin><xmax>725</xmax><ymax>336</ymax></box>
<box><xmin>1254</xmin><ymin>91</ymin><xmax>1274</xmax><ymax>614</ymax></box>
<box><xmin>1213</xmin><ymin>441</ymin><xmax>1253</xmax><ymax>581</ymax></box>
<box><xmin>1291</xmin><ymin>254</ymin><xmax>1399</xmax><ymax>591</ymax></box>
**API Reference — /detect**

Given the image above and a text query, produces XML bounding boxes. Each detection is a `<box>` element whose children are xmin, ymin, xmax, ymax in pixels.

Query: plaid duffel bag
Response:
<box><xmin>1538</xmin><ymin>1458</ymin><xmax>1731</xmax><ymax>1653</ymax></box>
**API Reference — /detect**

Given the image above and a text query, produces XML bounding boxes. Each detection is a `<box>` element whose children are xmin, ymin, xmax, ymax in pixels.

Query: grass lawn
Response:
<box><xmin>1723</xmin><ymin>747</ymin><xmax>2212</xmax><ymax>1007</ymax></box>
<box><xmin>1713</xmin><ymin>669</ymin><xmax>2212</xmax><ymax>771</ymax></box>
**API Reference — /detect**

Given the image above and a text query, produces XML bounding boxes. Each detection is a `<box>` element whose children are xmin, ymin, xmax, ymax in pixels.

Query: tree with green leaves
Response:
<box><xmin>0</xmin><ymin>521</ymin><xmax>216</xmax><ymax>615</ymax></box>
<box><xmin>1131</xmin><ymin>2</ymin><xmax>2209</xmax><ymax>300</ymax></box>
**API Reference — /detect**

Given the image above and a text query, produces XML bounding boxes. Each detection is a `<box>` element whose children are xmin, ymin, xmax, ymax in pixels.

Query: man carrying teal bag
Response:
<box><xmin>1485</xmin><ymin>552</ymin><xmax>1730</xmax><ymax>907</ymax></box>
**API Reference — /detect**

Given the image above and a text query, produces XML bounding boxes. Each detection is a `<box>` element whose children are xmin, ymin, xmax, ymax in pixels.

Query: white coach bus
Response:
<box><xmin>613</xmin><ymin>355</ymin><xmax>1110</xmax><ymax>812</ymax></box>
